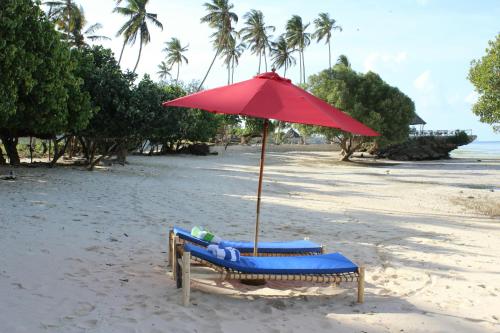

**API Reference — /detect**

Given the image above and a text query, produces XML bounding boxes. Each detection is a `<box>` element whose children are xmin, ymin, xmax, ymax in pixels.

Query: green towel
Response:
<box><xmin>191</xmin><ymin>226</ymin><xmax>221</xmax><ymax>243</ymax></box>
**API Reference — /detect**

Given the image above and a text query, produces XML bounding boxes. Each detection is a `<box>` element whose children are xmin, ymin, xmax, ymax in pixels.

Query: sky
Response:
<box><xmin>69</xmin><ymin>0</ymin><xmax>499</xmax><ymax>141</ymax></box>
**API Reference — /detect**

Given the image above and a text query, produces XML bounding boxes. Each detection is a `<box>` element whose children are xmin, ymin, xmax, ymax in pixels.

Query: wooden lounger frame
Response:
<box><xmin>168</xmin><ymin>229</ymin><xmax>325</xmax><ymax>269</ymax></box>
<box><xmin>170</xmin><ymin>236</ymin><xmax>365</xmax><ymax>306</ymax></box>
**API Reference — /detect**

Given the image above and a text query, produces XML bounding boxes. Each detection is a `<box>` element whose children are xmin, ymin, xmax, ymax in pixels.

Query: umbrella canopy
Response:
<box><xmin>162</xmin><ymin>71</ymin><xmax>378</xmax><ymax>136</ymax></box>
<box><xmin>163</xmin><ymin>71</ymin><xmax>379</xmax><ymax>256</ymax></box>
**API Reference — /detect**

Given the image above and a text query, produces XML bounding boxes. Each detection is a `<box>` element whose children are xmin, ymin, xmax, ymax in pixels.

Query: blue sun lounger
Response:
<box><xmin>174</xmin><ymin>243</ymin><xmax>365</xmax><ymax>306</ymax></box>
<box><xmin>168</xmin><ymin>227</ymin><xmax>324</xmax><ymax>266</ymax></box>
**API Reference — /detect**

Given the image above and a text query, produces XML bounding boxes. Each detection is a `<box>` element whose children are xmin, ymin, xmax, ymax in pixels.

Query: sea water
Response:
<box><xmin>450</xmin><ymin>141</ymin><xmax>500</xmax><ymax>159</ymax></box>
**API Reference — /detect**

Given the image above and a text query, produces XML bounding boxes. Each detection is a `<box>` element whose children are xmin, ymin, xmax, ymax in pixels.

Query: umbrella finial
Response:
<box><xmin>271</xmin><ymin>67</ymin><xmax>276</xmax><ymax>72</ymax></box>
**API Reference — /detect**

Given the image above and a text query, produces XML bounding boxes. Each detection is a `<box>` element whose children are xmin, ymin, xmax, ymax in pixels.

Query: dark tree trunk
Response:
<box><xmin>116</xmin><ymin>141</ymin><xmax>127</xmax><ymax>165</ymax></box>
<box><xmin>88</xmin><ymin>141</ymin><xmax>119</xmax><ymax>171</ymax></box>
<box><xmin>0</xmin><ymin>145</ymin><xmax>6</xmax><ymax>165</ymax></box>
<box><xmin>29</xmin><ymin>137</ymin><xmax>33</xmax><ymax>163</ymax></box>
<box><xmin>50</xmin><ymin>137</ymin><xmax>70</xmax><ymax>167</ymax></box>
<box><xmin>339</xmin><ymin>136</ymin><xmax>361</xmax><ymax>162</ymax></box>
<box><xmin>1</xmin><ymin>135</ymin><xmax>20</xmax><ymax>166</ymax></box>
<box><xmin>78</xmin><ymin>136</ymin><xmax>89</xmax><ymax>161</ymax></box>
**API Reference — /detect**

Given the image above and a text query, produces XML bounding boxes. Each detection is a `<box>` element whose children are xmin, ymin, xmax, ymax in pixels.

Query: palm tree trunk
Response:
<box><xmin>298</xmin><ymin>51</ymin><xmax>303</xmax><ymax>84</ymax></box>
<box><xmin>133</xmin><ymin>41</ymin><xmax>143</xmax><ymax>74</ymax></box>
<box><xmin>328</xmin><ymin>40</ymin><xmax>332</xmax><ymax>68</ymax></box>
<box><xmin>301</xmin><ymin>49</ymin><xmax>306</xmax><ymax>84</ymax></box>
<box><xmin>258</xmin><ymin>51</ymin><xmax>262</xmax><ymax>74</ymax></box>
<box><xmin>263</xmin><ymin>49</ymin><xmax>268</xmax><ymax>72</ymax></box>
<box><xmin>227</xmin><ymin>64</ymin><xmax>230</xmax><ymax>85</ymax></box>
<box><xmin>176</xmin><ymin>62</ymin><xmax>180</xmax><ymax>82</ymax></box>
<box><xmin>118</xmin><ymin>40</ymin><xmax>126</xmax><ymax>65</ymax></box>
<box><xmin>198</xmin><ymin>49</ymin><xmax>220</xmax><ymax>91</ymax></box>
<box><xmin>284</xmin><ymin>63</ymin><xmax>287</xmax><ymax>77</ymax></box>
<box><xmin>231</xmin><ymin>58</ymin><xmax>235</xmax><ymax>83</ymax></box>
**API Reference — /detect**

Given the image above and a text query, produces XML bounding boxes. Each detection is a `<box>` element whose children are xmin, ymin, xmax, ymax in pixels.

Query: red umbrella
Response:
<box><xmin>163</xmin><ymin>70</ymin><xmax>379</xmax><ymax>255</ymax></box>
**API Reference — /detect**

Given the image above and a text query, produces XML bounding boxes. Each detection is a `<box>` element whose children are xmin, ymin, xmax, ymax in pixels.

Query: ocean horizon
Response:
<box><xmin>451</xmin><ymin>140</ymin><xmax>500</xmax><ymax>159</ymax></box>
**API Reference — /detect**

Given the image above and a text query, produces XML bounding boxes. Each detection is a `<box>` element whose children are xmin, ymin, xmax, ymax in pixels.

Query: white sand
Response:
<box><xmin>0</xmin><ymin>148</ymin><xmax>499</xmax><ymax>333</ymax></box>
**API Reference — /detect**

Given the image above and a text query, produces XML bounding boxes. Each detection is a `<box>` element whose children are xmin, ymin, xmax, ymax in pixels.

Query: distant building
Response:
<box><xmin>282</xmin><ymin>128</ymin><xmax>302</xmax><ymax>144</ymax></box>
<box><xmin>410</xmin><ymin>113</ymin><xmax>426</xmax><ymax>133</ymax></box>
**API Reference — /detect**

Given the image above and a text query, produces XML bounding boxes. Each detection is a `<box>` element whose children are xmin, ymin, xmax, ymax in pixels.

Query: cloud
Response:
<box><xmin>363</xmin><ymin>51</ymin><xmax>408</xmax><ymax>72</ymax></box>
<box><xmin>413</xmin><ymin>70</ymin><xmax>434</xmax><ymax>92</ymax></box>
<box><xmin>465</xmin><ymin>91</ymin><xmax>479</xmax><ymax>104</ymax></box>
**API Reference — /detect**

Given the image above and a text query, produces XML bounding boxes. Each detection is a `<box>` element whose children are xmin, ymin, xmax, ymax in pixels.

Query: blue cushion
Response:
<box><xmin>184</xmin><ymin>243</ymin><xmax>358</xmax><ymax>275</ymax></box>
<box><xmin>173</xmin><ymin>226</ymin><xmax>322</xmax><ymax>254</ymax></box>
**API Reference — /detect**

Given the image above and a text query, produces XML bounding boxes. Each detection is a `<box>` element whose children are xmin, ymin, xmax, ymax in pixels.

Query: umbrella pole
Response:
<box><xmin>253</xmin><ymin>119</ymin><xmax>269</xmax><ymax>256</ymax></box>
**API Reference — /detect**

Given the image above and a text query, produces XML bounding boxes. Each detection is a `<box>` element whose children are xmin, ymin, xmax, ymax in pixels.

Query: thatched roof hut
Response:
<box><xmin>410</xmin><ymin>114</ymin><xmax>426</xmax><ymax>126</ymax></box>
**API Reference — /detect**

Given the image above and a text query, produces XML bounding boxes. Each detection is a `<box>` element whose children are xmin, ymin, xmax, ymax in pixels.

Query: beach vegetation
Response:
<box><xmin>198</xmin><ymin>0</ymin><xmax>239</xmax><ymax>90</ymax></box>
<box><xmin>240</xmin><ymin>9</ymin><xmax>275</xmax><ymax>73</ymax></box>
<box><xmin>296</xmin><ymin>55</ymin><xmax>415</xmax><ymax>161</ymax></box>
<box><xmin>114</xmin><ymin>0</ymin><xmax>163</xmax><ymax>73</ymax></box>
<box><xmin>313</xmin><ymin>13</ymin><xmax>342</xmax><ymax>69</ymax></box>
<box><xmin>162</xmin><ymin>38</ymin><xmax>189</xmax><ymax>83</ymax></box>
<box><xmin>468</xmin><ymin>33</ymin><xmax>500</xmax><ymax>132</ymax></box>
<box><xmin>0</xmin><ymin>0</ymin><xmax>93</xmax><ymax>166</ymax></box>
<box><xmin>286</xmin><ymin>15</ymin><xmax>311</xmax><ymax>84</ymax></box>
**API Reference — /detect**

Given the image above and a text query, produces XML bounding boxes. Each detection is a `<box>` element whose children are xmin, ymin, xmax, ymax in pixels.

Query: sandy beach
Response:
<box><xmin>1</xmin><ymin>147</ymin><xmax>499</xmax><ymax>333</ymax></box>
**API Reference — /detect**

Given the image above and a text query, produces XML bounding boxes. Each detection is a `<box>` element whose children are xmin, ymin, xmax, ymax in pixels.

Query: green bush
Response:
<box><xmin>447</xmin><ymin>131</ymin><xmax>470</xmax><ymax>145</ymax></box>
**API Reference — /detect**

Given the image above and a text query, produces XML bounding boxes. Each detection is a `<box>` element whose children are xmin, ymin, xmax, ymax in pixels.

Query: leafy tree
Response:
<box><xmin>286</xmin><ymin>15</ymin><xmax>311</xmax><ymax>84</ymax></box>
<box><xmin>468</xmin><ymin>33</ymin><xmax>500</xmax><ymax>132</ymax></box>
<box><xmin>163</xmin><ymin>37</ymin><xmax>189</xmax><ymax>82</ymax></box>
<box><xmin>74</xmin><ymin>46</ymin><xmax>136</xmax><ymax>168</ymax></box>
<box><xmin>198</xmin><ymin>0</ymin><xmax>238</xmax><ymax>90</ymax></box>
<box><xmin>114</xmin><ymin>0</ymin><xmax>163</xmax><ymax>72</ymax></box>
<box><xmin>313</xmin><ymin>13</ymin><xmax>342</xmax><ymax>69</ymax></box>
<box><xmin>0</xmin><ymin>0</ymin><xmax>92</xmax><ymax>165</ymax></box>
<box><xmin>240</xmin><ymin>9</ymin><xmax>275</xmax><ymax>73</ymax></box>
<box><xmin>302</xmin><ymin>61</ymin><xmax>415</xmax><ymax>160</ymax></box>
<box><xmin>336</xmin><ymin>54</ymin><xmax>351</xmax><ymax>68</ymax></box>
<box><xmin>151</xmin><ymin>83</ymin><xmax>220</xmax><ymax>152</ymax></box>
<box><xmin>271</xmin><ymin>35</ymin><xmax>296</xmax><ymax>77</ymax></box>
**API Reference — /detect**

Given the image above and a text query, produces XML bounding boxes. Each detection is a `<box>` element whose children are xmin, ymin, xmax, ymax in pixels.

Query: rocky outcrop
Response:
<box><xmin>376</xmin><ymin>135</ymin><xmax>473</xmax><ymax>161</ymax></box>
<box><xmin>178</xmin><ymin>143</ymin><xmax>212</xmax><ymax>156</ymax></box>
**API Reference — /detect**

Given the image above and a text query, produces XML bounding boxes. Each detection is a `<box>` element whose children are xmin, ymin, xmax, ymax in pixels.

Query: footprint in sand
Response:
<box><xmin>73</xmin><ymin>302</ymin><xmax>96</xmax><ymax>317</ymax></box>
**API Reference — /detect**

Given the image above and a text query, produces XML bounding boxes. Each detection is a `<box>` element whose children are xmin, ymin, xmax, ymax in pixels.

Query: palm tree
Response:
<box><xmin>336</xmin><ymin>54</ymin><xmax>351</xmax><ymax>68</ymax></box>
<box><xmin>313</xmin><ymin>13</ymin><xmax>342</xmax><ymax>69</ymax></box>
<box><xmin>45</xmin><ymin>0</ymin><xmax>78</xmax><ymax>40</ymax></box>
<box><xmin>222</xmin><ymin>37</ymin><xmax>245</xmax><ymax>84</ymax></box>
<box><xmin>286</xmin><ymin>15</ymin><xmax>311</xmax><ymax>84</ymax></box>
<box><xmin>198</xmin><ymin>0</ymin><xmax>238</xmax><ymax>90</ymax></box>
<box><xmin>114</xmin><ymin>0</ymin><xmax>163</xmax><ymax>73</ymax></box>
<box><xmin>46</xmin><ymin>2</ymin><xmax>109</xmax><ymax>48</ymax></box>
<box><xmin>270</xmin><ymin>35</ymin><xmax>296</xmax><ymax>77</ymax></box>
<box><xmin>240</xmin><ymin>9</ymin><xmax>275</xmax><ymax>73</ymax></box>
<box><xmin>157</xmin><ymin>61</ymin><xmax>172</xmax><ymax>81</ymax></box>
<box><xmin>70</xmin><ymin>6</ymin><xmax>110</xmax><ymax>48</ymax></box>
<box><xmin>163</xmin><ymin>38</ymin><xmax>189</xmax><ymax>82</ymax></box>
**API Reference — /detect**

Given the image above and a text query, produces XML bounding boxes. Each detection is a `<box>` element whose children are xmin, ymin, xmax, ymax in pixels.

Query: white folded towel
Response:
<box><xmin>207</xmin><ymin>244</ymin><xmax>240</xmax><ymax>262</ymax></box>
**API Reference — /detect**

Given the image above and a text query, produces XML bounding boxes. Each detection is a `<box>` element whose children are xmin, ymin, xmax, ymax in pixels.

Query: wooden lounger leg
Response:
<box><xmin>357</xmin><ymin>266</ymin><xmax>365</xmax><ymax>303</ymax></box>
<box><xmin>182</xmin><ymin>251</ymin><xmax>191</xmax><ymax>306</ymax></box>
<box><xmin>167</xmin><ymin>229</ymin><xmax>174</xmax><ymax>268</ymax></box>
<box><xmin>172</xmin><ymin>236</ymin><xmax>179</xmax><ymax>281</ymax></box>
